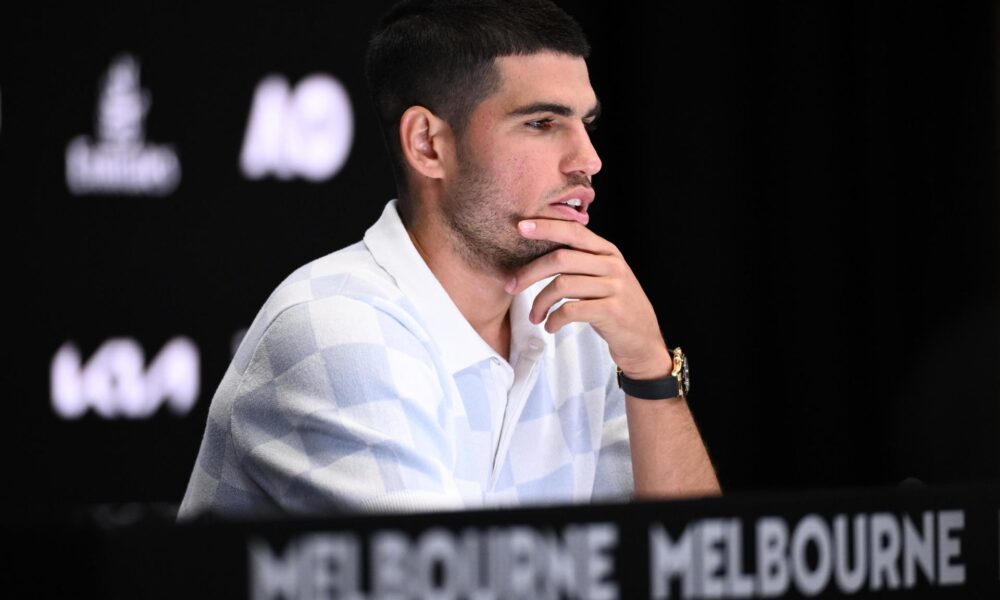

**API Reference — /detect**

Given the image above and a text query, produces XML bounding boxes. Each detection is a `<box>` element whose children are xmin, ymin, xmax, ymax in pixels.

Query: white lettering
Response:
<box><xmin>648</xmin><ymin>510</ymin><xmax>969</xmax><ymax>599</ymax></box>
<box><xmin>756</xmin><ymin>518</ymin><xmax>789</xmax><ymax>597</ymax></box>
<box><xmin>369</xmin><ymin>524</ymin><xmax>616</xmax><ymax>599</ymax></box>
<box><xmin>650</xmin><ymin>524</ymin><xmax>694</xmax><ymax>599</ymax></box>
<box><xmin>249</xmin><ymin>539</ymin><xmax>298</xmax><ymax>600</ymax></box>
<box><xmin>249</xmin><ymin>534</ymin><xmax>361</xmax><ymax>600</ymax></box>
<box><xmin>256</xmin><ymin>512</ymin><xmax>972</xmax><ymax>599</ymax></box>
<box><xmin>700</xmin><ymin>519</ymin><xmax>725</xmax><ymax>598</ymax></box>
<box><xmin>832</xmin><ymin>514</ymin><xmax>867</xmax><ymax>593</ymax></box>
<box><xmin>371</xmin><ymin>531</ymin><xmax>409</xmax><ymax>599</ymax></box>
<box><xmin>790</xmin><ymin>515</ymin><xmax>832</xmax><ymax>596</ymax></box>
<box><xmin>507</xmin><ymin>527</ymin><xmax>536</xmax><ymax>597</ymax></box>
<box><xmin>310</xmin><ymin>534</ymin><xmax>361</xmax><ymax>599</ymax></box>
<box><xmin>870</xmin><ymin>513</ymin><xmax>901</xmax><ymax>590</ymax></box>
<box><xmin>937</xmin><ymin>510</ymin><xmax>965</xmax><ymax>585</ymax></box>
<box><xmin>545</xmin><ymin>529</ymin><xmax>576</xmax><ymax>598</ymax></box>
<box><xmin>416</xmin><ymin>529</ymin><xmax>460</xmax><ymax>600</ymax></box>
<box><xmin>584</xmin><ymin>523</ymin><xmax>619</xmax><ymax>600</ymax></box>
<box><xmin>723</xmin><ymin>520</ymin><xmax>754</xmax><ymax>598</ymax></box>
<box><xmin>902</xmin><ymin>512</ymin><xmax>935</xmax><ymax>586</ymax></box>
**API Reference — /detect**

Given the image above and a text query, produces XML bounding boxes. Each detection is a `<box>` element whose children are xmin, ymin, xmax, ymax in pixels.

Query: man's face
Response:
<box><xmin>441</xmin><ymin>51</ymin><xmax>602</xmax><ymax>273</ymax></box>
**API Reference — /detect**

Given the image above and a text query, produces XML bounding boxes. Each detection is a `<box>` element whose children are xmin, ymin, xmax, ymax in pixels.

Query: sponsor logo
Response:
<box><xmin>240</xmin><ymin>74</ymin><xmax>354</xmax><ymax>182</ymax></box>
<box><xmin>65</xmin><ymin>54</ymin><xmax>181</xmax><ymax>196</ymax></box>
<box><xmin>246</xmin><ymin>510</ymin><xmax>973</xmax><ymax>599</ymax></box>
<box><xmin>649</xmin><ymin>511</ymin><xmax>966</xmax><ymax>598</ymax></box>
<box><xmin>249</xmin><ymin>523</ymin><xmax>619</xmax><ymax>600</ymax></box>
<box><xmin>50</xmin><ymin>336</ymin><xmax>199</xmax><ymax>419</ymax></box>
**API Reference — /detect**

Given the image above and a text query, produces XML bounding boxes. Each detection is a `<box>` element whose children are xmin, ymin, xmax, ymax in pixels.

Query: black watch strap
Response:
<box><xmin>616</xmin><ymin>368</ymin><xmax>681</xmax><ymax>400</ymax></box>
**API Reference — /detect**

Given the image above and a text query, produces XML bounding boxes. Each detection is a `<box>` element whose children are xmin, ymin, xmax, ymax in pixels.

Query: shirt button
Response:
<box><xmin>490</xmin><ymin>357</ymin><xmax>500</xmax><ymax>365</ymax></box>
<box><xmin>525</xmin><ymin>339</ymin><xmax>545</xmax><ymax>358</ymax></box>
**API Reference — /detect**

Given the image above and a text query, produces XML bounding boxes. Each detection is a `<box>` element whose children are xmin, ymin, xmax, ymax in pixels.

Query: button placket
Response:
<box><xmin>488</xmin><ymin>337</ymin><xmax>546</xmax><ymax>489</ymax></box>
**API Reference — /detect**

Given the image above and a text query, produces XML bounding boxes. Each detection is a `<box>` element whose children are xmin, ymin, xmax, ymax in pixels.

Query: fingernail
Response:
<box><xmin>518</xmin><ymin>220</ymin><xmax>536</xmax><ymax>233</ymax></box>
<box><xmin>505</xmin><ymin>277</ymin><xmax>516</xmax><ymax>293</ymax></box>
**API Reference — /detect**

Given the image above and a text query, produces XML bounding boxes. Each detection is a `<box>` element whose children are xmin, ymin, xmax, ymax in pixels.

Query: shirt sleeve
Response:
<box><xmin>228</xmin><ymin>296</ymin><xmax>466</xmax><ymax>515</ymax></box>
<box><xmin>591</xmin><ymin>365</ymin><xmax>634</xmax><ymax>501</ymax></box>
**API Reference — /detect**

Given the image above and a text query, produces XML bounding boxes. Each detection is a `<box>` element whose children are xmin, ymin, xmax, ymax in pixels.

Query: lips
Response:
<box><xmin>547</xmin><ymin>187</ymin><xmax>595</xmax><ymax>225</ymax></box>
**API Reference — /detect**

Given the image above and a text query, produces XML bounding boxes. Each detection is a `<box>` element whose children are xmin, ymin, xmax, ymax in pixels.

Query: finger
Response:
<box><xmin>507</xmin><ymin>248</ymin><xmax>618</xmax><ymax>295</ymax></box>
<box><xmin>517</xmin><ymin>219</ymin><xmax>619</xmax><ymax>256</ymax></box>
<box><xmin>542</xmin><ymin>298</ymin><xmax>606</xmax><ymax>334</ymax></box>
<box><xmin>529</xmin><ymin>275</ymin><xmax>616</xmax><ymax>324</ymax></box>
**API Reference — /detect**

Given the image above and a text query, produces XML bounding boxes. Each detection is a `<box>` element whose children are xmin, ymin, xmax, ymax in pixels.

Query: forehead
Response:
<box><xmin>482</xmin><ymin>52</ymin><xmax>597</xmax><ymax>116</ymax></box>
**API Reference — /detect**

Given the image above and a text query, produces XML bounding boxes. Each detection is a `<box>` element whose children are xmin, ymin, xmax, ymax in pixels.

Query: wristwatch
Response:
<box><xmin>616</xmin><ymin>347</ymin><xmax>690</xmax><ymax>400</ymax></box>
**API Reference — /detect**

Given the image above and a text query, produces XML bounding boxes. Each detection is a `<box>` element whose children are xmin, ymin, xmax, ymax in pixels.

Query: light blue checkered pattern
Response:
<box><xmin>179</xmin><ymin>201</ymin><xmax>632</xmax><ymax>519</ymax></box>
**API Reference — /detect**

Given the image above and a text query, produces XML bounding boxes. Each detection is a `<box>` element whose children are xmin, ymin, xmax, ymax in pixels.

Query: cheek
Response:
<box><xmin>496</xmin><ymin>155</ymin><xmax>537</xmax><ymax>191</ymax></box>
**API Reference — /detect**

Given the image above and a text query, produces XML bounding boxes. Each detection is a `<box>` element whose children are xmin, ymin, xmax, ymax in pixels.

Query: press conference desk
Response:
<box><xmin>10</xmin><ymin>483</ymin><xmax>1000</xmax><ymax>599</ymax></box>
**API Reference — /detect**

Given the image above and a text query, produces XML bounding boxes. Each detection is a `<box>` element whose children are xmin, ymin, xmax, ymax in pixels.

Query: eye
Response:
<box><xmin>526</xmin><ymin>118</ymin><xmax>555</xmax><ymax>130</ymax></box>
<box><xmin>584</xmin><ymin>119</ymin><xmax>598</xmax><ymax>133</ymax></box>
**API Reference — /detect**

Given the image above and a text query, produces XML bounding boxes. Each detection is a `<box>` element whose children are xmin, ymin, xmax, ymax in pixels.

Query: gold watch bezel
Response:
<box><xmin>671</xmin><ymin>346</ymin><xmax>689</xmax><ymax>398</ymax></box>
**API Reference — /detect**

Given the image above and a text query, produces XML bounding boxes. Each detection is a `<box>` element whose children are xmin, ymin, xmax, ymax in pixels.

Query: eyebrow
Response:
<box><xmin>506</xmin><ymin>99</ymin><xmax>602</xmax><ymax>120</ymax></box>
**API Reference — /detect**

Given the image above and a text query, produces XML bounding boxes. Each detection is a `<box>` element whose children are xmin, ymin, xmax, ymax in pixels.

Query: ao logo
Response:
<box><xmin>50</xmin><ymin>337</ymin><xmax>200</xmax><ymax>420</ymax></box>
<box><xmin>240</xmin><ymin>74</ymin><xmax>354</xmax><ymax>182</ymax></box>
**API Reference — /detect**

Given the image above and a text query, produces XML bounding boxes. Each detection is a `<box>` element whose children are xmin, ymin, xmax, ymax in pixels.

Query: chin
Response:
<box><xmin>494</xmin><ymin>238</ymin><xmax>562</xmax><ymax>272</ymax></box>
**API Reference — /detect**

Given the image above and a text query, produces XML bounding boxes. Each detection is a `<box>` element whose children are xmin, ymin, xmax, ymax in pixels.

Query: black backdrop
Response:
<box><xmin>1</xmin><ymin>1</ymin><xmax>996</xmax><ymax>518</ymax></box>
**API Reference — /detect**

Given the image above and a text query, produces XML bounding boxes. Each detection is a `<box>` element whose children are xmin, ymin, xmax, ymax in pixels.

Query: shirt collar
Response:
<box><xmin>363</xmin><ymin>200</ymin><xmax>552</xmax><ymax>374</ymax></box>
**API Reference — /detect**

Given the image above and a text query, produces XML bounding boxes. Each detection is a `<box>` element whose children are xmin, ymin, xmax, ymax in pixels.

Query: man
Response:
<box><xmin>179</xmin><ymin>0</ymin><xmax>719</xmax><ymax>519</ymax></box>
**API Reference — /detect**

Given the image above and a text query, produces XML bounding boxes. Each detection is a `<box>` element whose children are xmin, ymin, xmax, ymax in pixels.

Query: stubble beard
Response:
<box><xmin>443</xmin><ymin>156</ymin><xmax>561</xmax><ymax>274</ymax></box>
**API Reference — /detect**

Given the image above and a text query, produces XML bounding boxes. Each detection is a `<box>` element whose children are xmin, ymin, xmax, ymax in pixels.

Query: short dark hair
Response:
<box><xmin>365</xmin><ymin>0</ymin><xmax>590</xmax><ymax>198</ymax></box>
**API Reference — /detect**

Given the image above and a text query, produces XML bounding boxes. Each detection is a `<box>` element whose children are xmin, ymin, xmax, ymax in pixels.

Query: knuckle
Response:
<box><xmin>552</xmin><ymin>249</ymin><xmax>571</xmax><ymax>270</ymax></box>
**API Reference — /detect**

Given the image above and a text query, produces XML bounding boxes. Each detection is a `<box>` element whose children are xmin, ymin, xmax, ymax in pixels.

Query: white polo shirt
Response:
<box><xmin>179</xmin><ymin>200</ymin><xmax>633</xmax><ymax>518</ymax></box>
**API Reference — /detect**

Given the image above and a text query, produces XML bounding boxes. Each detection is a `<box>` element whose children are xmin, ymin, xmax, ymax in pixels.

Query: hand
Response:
<box><xmin>505</xmin><ymin>218</ymin><xmax>672</xmax><ymax>380</ymax></box>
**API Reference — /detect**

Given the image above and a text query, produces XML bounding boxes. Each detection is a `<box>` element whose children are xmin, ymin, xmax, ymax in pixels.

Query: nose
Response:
<box><xmin>562</xmin><ymin>123</ymin><xmax>602</xmax><ymax>178</ymax></box>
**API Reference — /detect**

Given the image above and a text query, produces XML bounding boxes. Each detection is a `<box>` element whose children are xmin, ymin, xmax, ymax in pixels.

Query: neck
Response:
<box><xmin>405</xmin><ymin>208</ymin><xmax>514</xmax><ymax>361</ymax></box>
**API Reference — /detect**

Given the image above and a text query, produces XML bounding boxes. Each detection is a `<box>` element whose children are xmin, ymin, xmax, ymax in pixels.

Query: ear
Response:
<box><xmin>398</xmin><ymin>106</ymin><xmax>454</xmax><ymax>181</ymax></box>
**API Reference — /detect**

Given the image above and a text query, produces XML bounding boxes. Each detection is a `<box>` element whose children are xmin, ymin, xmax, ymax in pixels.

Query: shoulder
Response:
<box><xmin>266</xmin><ymin>240</ymin><xmax>404</xmax><ymax>317</ymax></box>
<box><xmin>232</xmin><ymin>241</ymin><xmax>430</xmax><ymax>377</ymax></box>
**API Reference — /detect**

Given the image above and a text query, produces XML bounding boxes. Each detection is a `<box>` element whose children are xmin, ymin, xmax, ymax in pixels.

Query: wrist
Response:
<box><xmin>620</xmin><ymin>346</ymin><xmax>673</xmax><ymax>381</ymax></box>
<box><xmin>617</xmin><ymin>346</ymin><xmax>689</xmax><ymax>401</ymax></box>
